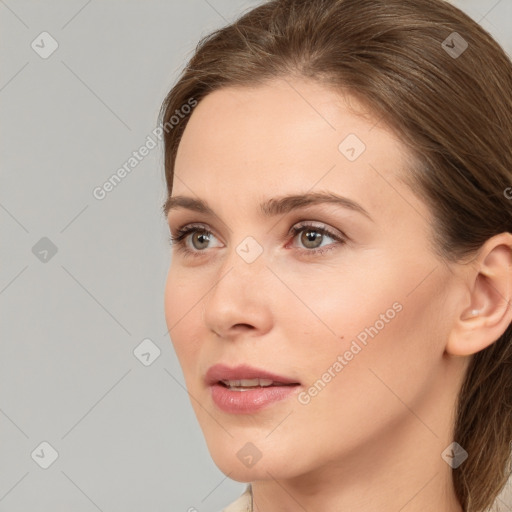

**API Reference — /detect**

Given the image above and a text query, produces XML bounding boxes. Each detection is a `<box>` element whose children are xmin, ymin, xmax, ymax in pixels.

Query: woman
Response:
<box><xmin>160</xmin><ymin>0</ymin><xmax>512</xmax><ymax>510</ymax></box>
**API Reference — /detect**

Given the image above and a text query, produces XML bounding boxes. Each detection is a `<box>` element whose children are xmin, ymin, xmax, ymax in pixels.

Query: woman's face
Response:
<box><xmin>164</xmin><ymin>78</ymin><xmax>465</xmax><ymax>482</ymax></box>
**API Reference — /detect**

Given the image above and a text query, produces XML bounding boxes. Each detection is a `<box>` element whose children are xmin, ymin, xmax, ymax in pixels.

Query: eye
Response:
<box><xmin>288</xmin><ymin>222</ymin><xmax>346</xmax><ymax>256</ymax></box>
<box><xmin>168</xmin><ymin>223</ymin><xmax>221</xmax><ymax>258</ymax></box>
<box><xmin>168</xmin><ymin>221</ymin><xmax>346</xmax><ymax>259</ymax></box>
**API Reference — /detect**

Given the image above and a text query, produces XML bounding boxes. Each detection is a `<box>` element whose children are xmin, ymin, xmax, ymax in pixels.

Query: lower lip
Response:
<box><xmin>210</xmin><ymin>383</ymin><xmax>299</xmax><ymax>414</ymax></box>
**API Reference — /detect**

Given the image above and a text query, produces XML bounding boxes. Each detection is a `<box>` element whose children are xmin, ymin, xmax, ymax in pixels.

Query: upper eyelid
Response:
<box><xmin>171</xmin><ymin>221</ymin><xmax>345</xmax><ymax>245</ymax></box>
<box><xmin>170</xmin><ymin>220</ymin><xmax>340</xmax><ymax>234</ymax></box>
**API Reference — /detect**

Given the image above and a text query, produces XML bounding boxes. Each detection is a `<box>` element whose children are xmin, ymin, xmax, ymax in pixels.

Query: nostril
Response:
<box><xmin>233</xmin><ymin>323</ymin><xmax>254</xmax><ymax>330</ymax></box>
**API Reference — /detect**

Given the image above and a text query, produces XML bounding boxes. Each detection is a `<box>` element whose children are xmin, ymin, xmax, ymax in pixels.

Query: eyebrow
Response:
<box><xmin>164</xmin><ymin>191</ymin><xmax>373</xmax><ymax>221</ymax></box>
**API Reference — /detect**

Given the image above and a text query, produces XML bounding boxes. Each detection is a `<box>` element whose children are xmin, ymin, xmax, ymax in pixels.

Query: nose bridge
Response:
<box><xmin>212</xmin><ymin>233</ymin><xmax>268</xmax><ymax>301</ymax></box>
<box><xmin>202</xmin><ymin>233</ymin><xmax>271</xmax><ymax>333</ymax></box>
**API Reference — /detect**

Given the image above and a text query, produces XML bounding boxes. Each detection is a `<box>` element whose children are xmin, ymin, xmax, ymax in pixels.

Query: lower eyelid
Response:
<box><xmin>290</xmin><ymin>233</ymin><xmax>345</xmax><ymax>256</ymax></box>
<box><xmin>171</xmin><ymin>224</ymin><xmax>346</xmax><ymax>255</ymax></box>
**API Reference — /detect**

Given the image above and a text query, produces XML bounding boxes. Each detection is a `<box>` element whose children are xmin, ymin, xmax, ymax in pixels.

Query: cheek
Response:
<box><xmin>286</xmin><ymin>297</ymin><xmax>440</xmax><ymax>463</ymax></box>
<box><xmin>287</xmin><ymin>257</ymin><xmax>445</xmax><ymax>408</ymax></box>
<box><xmin>164</xmin><ymin>265</ymin><xmax>203</xmax><ymax>364</ymax></box>
<box><xmin>276</xmin><ymin>255</ymin><xmax>401</xmax><ymax>348</ymax></box>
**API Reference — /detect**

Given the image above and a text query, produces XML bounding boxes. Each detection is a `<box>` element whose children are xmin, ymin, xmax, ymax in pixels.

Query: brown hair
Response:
<box><xmin>158</xmin><ymin>0</ymin><xmax>512</xmax><ymax>510</ymax></box>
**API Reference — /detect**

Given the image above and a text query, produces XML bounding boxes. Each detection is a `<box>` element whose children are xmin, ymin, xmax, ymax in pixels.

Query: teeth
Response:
<box><xmin>221</xmin><ymin>378</ymin><xmax>275</xmax><ymax>389</ymax></box>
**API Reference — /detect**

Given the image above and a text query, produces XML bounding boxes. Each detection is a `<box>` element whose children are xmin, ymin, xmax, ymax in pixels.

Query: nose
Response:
<box><xmin>202</xmin><ymin>245</ymin><xmax>274</xmax><ymax>340</ymax></box>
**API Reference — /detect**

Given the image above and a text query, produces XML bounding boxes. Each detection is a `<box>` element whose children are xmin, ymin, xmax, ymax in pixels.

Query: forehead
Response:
<box><xmin>172</xmin><ymin>79</ymin><xmax>425</xmax><ymax>225</ymax></box>
<box><xmin>177</xmin><ymin>79</ymin><xmax>385</xmax><ymax>163</ymax></box>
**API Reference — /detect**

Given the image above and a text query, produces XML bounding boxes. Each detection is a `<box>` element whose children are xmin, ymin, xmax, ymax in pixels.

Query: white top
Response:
<box><xmin>220</xmin><ymin>485</ymin><xmax>252</xmax><ymax>512</ymax></box>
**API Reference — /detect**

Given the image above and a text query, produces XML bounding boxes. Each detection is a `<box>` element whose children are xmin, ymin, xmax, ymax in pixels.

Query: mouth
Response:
<box><xmin>205</xmin><ymin>363</ymin><xmax>300</xmax><ymax>387</ymax></box>
<box><xmin>218</xmin><ymin>378</ymin><xmax>298</xmax><ymax>391</ymax></box>
<box><xmin>205</xmin><ymin>364</ymin><xmax>301</xmax><ymax>414</ymax></box>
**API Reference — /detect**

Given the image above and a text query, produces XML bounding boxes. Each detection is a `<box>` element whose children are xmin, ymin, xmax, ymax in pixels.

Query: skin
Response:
<box><xmin>164</xmin><ymin>78</ymin><xmax>512</xmax><ymax>512</ymax></box>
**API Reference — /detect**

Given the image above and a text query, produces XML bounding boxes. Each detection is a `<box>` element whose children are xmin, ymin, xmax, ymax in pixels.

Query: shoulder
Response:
<box><xmin>218</xmin><ymin>484</ymin><xmax>252</xmax><ymax>512</ymax></box>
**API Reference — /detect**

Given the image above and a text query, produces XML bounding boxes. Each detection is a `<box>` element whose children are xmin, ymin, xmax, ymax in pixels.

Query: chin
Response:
<box><xmin>211</xmin><ymin>454</ymin><xmax>288</xmax><ymax>482</ymax></box>
<box><xmin>205</xmin><ymin>438</ymin><xmax>303</xmax><ymax>482</ymax></box>
<box><xmin>194</xmin><ymin>406</ymin><xmax>309</xmax><ymax>480</ymax></box>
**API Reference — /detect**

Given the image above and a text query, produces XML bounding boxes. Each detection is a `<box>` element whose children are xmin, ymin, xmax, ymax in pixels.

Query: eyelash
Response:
<box><xmin>168</xmin><ymin>222</ymin><xmax>346</xmax><ymax>259</ymax></box>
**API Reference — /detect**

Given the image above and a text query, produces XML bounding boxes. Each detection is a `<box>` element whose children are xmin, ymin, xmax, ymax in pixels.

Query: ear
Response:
<box><xmin>446</xmin><ymin>232</ymin><xmax>512</xmax><ymax>357</ymax></box>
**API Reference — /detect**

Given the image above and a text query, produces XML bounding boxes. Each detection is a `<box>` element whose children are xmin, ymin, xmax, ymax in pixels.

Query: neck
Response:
<box><xmin>251</xmin><ymin>437</ymin><xmax>463</xmax><ymax>512</ymax></box>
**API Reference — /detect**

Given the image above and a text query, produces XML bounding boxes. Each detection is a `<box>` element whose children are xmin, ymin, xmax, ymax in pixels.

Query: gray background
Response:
<box><xmin>1</xmin><ymin>1</ymin><xmax>511</xmax><ymax>511</ymax></box>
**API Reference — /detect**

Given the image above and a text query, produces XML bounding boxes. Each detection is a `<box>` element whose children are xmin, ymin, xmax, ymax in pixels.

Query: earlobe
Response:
<box><xmin>446</xmin><ymin>233</ymin><xmax>512</xmax><ymax>357</ymax></box>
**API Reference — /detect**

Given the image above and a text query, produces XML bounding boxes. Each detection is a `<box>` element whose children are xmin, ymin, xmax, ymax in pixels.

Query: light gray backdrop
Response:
<box><xmin>1</xmin><ymin>1</ymin><xmax>511</xmax><ymax>511</ymax></box>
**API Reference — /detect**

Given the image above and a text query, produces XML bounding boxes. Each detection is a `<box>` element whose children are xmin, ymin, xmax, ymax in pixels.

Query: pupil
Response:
<box><xmin>303</xmin><ymin>230</ymin><xmax>321</xmax><ymax>248</ymax></box>
<box><xmin>194</xmin><ymin>232</ymin><xmax>209</xmax><ymax>249</ymax></box>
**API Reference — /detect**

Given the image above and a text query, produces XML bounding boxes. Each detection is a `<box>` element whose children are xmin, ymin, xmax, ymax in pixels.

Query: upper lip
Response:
<box><xmin>205</xmin><ymin>364</ymin><xmax>300</xmax><ymax>386</ymax></box>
